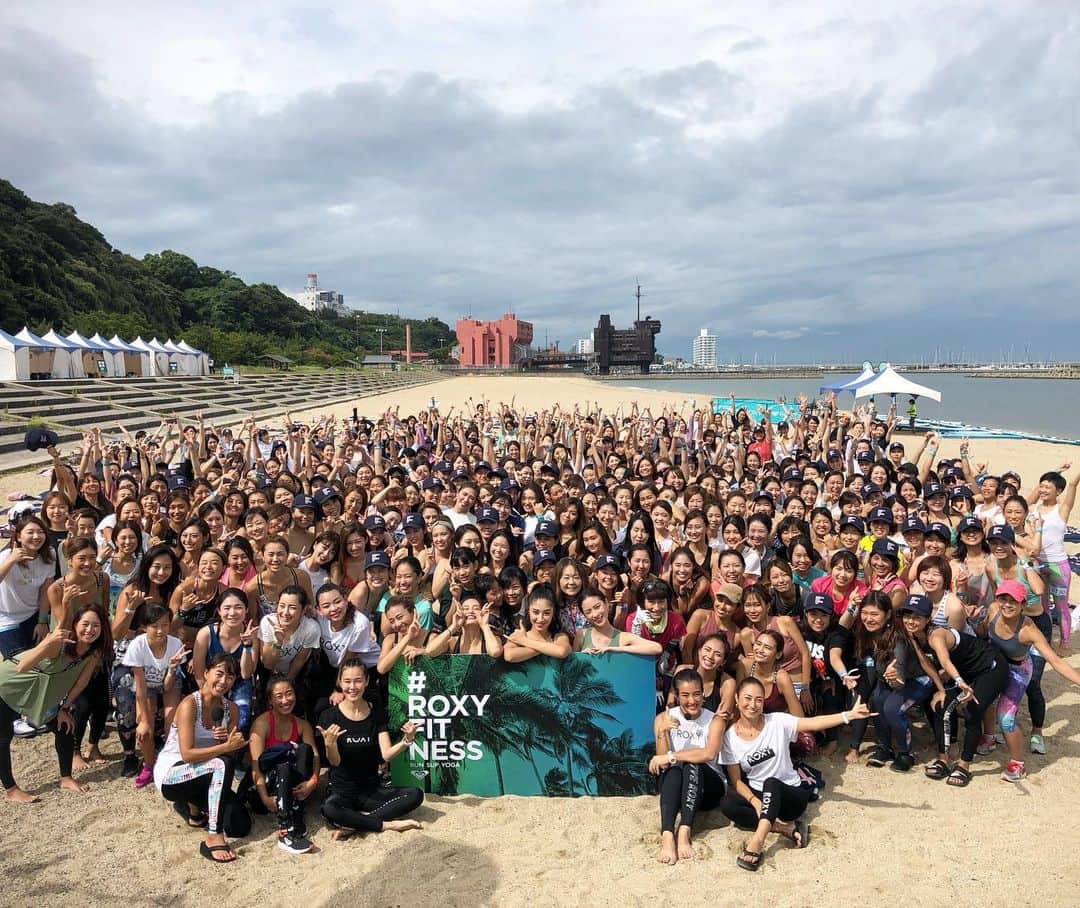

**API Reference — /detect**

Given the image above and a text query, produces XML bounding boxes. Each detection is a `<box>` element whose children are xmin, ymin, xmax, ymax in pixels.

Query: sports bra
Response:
<box><xmin>749</xmin><ymin>664</ymin><xmax>786</xmax><ymax>713</ymax></box>
<box><xmin>988</xmin><ymin>614</ymin><xmax>1029</xmax><ymax>664</ymax></box>
<box><xmin>582</xmin><ymin>626</ymin><xmax>622</xmax><ymax>650</ymax></box>
<box><xmin>266</xmin><ymin>712</ymin><xmax>300</xmax><ymax>748</ymax></box>
<box><xmin>255</xmin><ymin>569</ymin><xmax>301</xmax><ymax>618</ymax></box>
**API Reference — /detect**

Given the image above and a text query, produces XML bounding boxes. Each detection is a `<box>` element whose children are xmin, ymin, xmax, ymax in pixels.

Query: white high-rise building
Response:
<box><xmin>293</xmin><ymin>273</ymin><xmax>346</xmax><ymax>314</ymax></box>
<box><xmin>574</xmin><ymin>337</ymin><xmax>594</xmax><ymax>355</ymax></box>
<box><xmin>692</xmin><ymin>328</ymin><xmax>717</xmax><ymax>368</ymax></box>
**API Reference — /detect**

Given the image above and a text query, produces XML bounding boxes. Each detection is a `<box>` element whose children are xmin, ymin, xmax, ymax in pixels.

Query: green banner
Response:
<box><xmin>388</xmin><ymin>654</ymin><xmax>656</xmax><ymax>797</ymax></box>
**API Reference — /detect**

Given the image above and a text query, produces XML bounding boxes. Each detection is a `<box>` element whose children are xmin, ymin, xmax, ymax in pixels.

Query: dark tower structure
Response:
<box><xmin>593</xmin><ymin>285</ymin><xmax>661</xmax><ymax>374</ymax></box>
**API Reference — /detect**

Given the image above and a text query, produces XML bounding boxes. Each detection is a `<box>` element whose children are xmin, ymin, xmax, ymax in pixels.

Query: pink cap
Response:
<box><xmin>995</xmin><ymin>580</ymin><xmax>1026</xmax><ymax>602</ymax></box>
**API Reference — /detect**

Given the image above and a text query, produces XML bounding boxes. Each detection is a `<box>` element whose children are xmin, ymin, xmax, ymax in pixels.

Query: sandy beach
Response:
<box><xmin>2</xmin><ymin>374</ymin><xmax>1079</xmax><ymax>907</ymax></box>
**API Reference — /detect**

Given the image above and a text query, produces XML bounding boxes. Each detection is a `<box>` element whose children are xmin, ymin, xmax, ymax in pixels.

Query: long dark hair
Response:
<box><xmin>65</xmin><ymin>603</ymin><xmax>112</xmax><ymax>660</ymax></box>
<box><xmin>128</xmin><ymin>542</ymin><xmax>181</xmax><ymax>603</ymax></box>
<box><xmin>854</xmin><ymin>591</ymin><xmax>896</xmax><ymax>665</ymax></box>
<box><xmin>522</xmin><ymin>582</ymin><xmax>563</xmax><ymax>636</ymax></box>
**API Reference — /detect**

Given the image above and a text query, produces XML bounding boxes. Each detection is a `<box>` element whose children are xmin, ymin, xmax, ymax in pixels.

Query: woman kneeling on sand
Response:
<box><xmin>649</xmin><ymin>669</ymin><xmax>726</xmax><ymax>864</ymax></box>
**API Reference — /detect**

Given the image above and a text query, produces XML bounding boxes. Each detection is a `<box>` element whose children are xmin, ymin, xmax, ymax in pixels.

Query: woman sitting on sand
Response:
<box><xmin>154</xmin><ymin>653</ymin><xmax>249</xmax><ymax>863</ymax></box>
<box><xmin>720</xmin><ymin>678</ymin><xmax>874</xmax><ymax>871</ymax></box>
<box><xmin>317</xmin><ymin>657</ymin><xmax>423</xmax><ymax>839</ymax></box>
<box><xmin>649</xmin><ymin>669</ymin><xmax>727</xmax><ymax>864</ymax></box>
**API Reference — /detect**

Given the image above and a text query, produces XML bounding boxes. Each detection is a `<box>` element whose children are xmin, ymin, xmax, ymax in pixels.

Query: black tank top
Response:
<box><xmin>942</xmin><ymin>628</ymin><xmax>997</xmax><ymax>677</ymax></box>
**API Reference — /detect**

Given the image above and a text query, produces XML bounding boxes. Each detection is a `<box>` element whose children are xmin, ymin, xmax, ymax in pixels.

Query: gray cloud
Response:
<box><xmin>2</xmin><ymin>6</ymin><xmax>1080</xmax><ymax>363</ymax></box>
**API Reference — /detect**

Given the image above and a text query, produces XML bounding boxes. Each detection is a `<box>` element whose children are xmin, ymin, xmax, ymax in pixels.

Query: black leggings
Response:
<box><xmin>0</xmin><ymin>697</ymin><xmax>76</xmax><ymax>790</ymax></box>
<box><xmin>930</xmin><ymin>659</ymin><xmax>1008</xmax><ymax>762</ymax></box>
<box><xmin>321</xmin><ymin>785</ymin><xmax>423</xmax><ymax>833</ymax></box>
<box><xmin>847</xmin><ymin>671</ymin><xmax>877</xmax><ymax>748</ymax></box>
<box><xmin>73</xmin><ymin>662</ymin><xmax>110</xmax><ymax>749</ymax></box>
<box><xmin>658</xmin><ymin>762</ymin><xmax>724</xmax><ymax>833</ymax></box>
<box><xmin>1027</xmin><ymin>612</ymin><xmax>1052</xmax><ymax>728</ymax></box>
<box><xmin>720</xmin><ymin>777</ymin><xmax>812</xmax><ymax>829</ymax></box>
<box><xmin>261</xmin><ymin>743</ymin><xmax>315</xmax><ymax>834</ymax></box>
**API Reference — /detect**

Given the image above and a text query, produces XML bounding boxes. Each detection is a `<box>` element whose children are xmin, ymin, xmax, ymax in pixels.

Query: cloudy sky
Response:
<box><xmin>2</xmin><ymin>1</ymin><xmax>1078</xmax><ymax>362</ymax></box>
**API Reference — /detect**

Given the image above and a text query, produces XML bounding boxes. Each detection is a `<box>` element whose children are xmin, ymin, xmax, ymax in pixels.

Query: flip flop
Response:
<box><xmin>793</xmin><ymin>819</ymin><xmax>810</xmax><ymax>849</ymax></box>
<box><xmin>736</xmin><ymin>847</ymin><xmax>763</xmax><ymax>871</ymax></box>
<box><xmin>199</xmin><ymin>842</ymin><xmax>236</xmax><ymax>864</ymax></box>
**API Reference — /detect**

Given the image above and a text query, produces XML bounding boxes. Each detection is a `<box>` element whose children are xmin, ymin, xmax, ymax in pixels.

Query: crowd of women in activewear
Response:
<box><xmin>0</xmin><ymin>395</ymin><xmax>1077</xmax><ymax>867</ymax></box>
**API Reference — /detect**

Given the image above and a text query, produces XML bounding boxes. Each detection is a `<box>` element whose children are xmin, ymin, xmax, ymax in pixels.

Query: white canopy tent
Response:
<box><xmin>163</xmin><ymin>339</ymin><xmax>197</xmax><ymax>375</ymax></box>
<box><xmin>820</xmin><ymin>364</ymin><xmax>877</xmax><ymax>394</ymax></box>
<box><xmin>147</xmin><ymin>338</ymin><xmax>174</xmax><ymax>376</ymax></box>
<box><xmin>128</xmin><ymin>337</ymin><xmax>160</xmax><ymax>376</ymax></box>
<box><xmin>17</xmin><ymin>327</ymin><xmax>75</xmax><ymax>379</ymax></box>
<box><xmin>66</xmin><ymin>330</ymin><xmax>112</xmax><ymax>377</ymax></box>
<box><xmin>176</xmin><ymin>340</ymin><xmax>209</xmax><ymax>375</ymax></box>
<box><xmin>852</xmin><ymin>366</ymin><xmax>942</xmax><ymax>403</ymax></box>
<box><xmin>0</xmin><ymin>329</ymin><xmax>33</xmax><ymax>382</ymax></box>
<box><xmin>88</xmin><ymin>334</ymin><xmax>124</xmax><ymax>376</ymax></box>
<box><xmin>109</xmin><ymin>335</ymin><xmax>151</xmax><ymax>376</ymax></box>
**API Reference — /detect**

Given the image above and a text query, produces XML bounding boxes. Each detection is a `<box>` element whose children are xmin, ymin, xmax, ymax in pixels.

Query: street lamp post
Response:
<box><xmin>376</xmin><ymin>328</ymin><xmax>386</xmax><ymax>354</ymax></box>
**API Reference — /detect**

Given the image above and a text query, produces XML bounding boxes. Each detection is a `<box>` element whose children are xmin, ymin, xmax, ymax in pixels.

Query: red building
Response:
<box><xmin>455</xmin><ymin>313</ymin><xmax>534</xmax><ymax>367</ymax></box>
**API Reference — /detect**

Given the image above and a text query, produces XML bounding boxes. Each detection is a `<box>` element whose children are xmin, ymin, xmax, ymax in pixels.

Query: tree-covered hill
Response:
<box><xmin>0</xmin><ymin>179</ymin><xmax>453</xmax><ymax>365</ymax></box>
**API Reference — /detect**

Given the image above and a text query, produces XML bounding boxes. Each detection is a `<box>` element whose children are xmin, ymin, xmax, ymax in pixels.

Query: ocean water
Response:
<box><xmin>607</xmin><ymin>373</ymin><xmax>1079</xmax><ymax>440</ymax></box>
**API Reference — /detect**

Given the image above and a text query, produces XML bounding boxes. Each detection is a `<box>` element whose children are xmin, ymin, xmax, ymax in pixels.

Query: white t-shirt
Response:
<box><xmin>973</xmin><ymin>503</ymin><xmax>1005</xmax><ymax>526</ymax></box>
<box><xmin>720</xmin><ymin>712</ymin><xmax>802</xmax><ymax>788</ymax></box>
<box><xmin>122</xmin><ymin>633</ymin><xmax>184</xmax><ymax>690</ymax></box>
<box><xmin>665</xmin><ymin>706</ymin><xmax>722</xmax><ymax>774</ymax></box>
<box><xmin>0</xmin><ymin>549</ymin><xmax>54</xmax><ymax>631</ymax></box>
<box><xmin>441</xmin><ymin>508</ymin><xmax>476</xmax><ymax>530</ymax></box>
<box><xmin>258</xmin><ymin>615</ymin><xmax>320</xmax><ymax>672</ymax></box>
<box><xmin>318</xmin><ymin>611</ymin><xmax>380</xmax><ymax>668</ymax></box>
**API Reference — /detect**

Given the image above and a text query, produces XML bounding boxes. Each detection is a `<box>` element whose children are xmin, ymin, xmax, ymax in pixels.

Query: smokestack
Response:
<box><xmin>405</xmin><ymin>323</ymin><xmax>412</xmax><ymax>363</ymax></box>
<box><xmin>306</xmin><ymin>273</ymin><xmax>318</xmax><ymax>291</ymax></box>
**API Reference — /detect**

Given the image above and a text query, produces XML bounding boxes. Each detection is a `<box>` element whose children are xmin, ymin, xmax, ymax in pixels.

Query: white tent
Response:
<box><xmin>66</xmin><ymin>330</ymin><xmax>114</xmax><ymax>377</ymax></box>
<box><xmin>0</xmin><ymin>329</ymin><xmax>33</xmax><ymax>382</ymax></box>
<box><xmin>16</xmin><ymin>327</ymin><xmax>69</xmax><ymax>379</ymax></box>
<box><xmin>163</xmin><ymin>339</ymin><xmax>197</xmax><ymax>375</ymax></box>
<box><xmin>109</xmin><ymin>335</ymin><xmax>151</xmax><ymax>376</ymax></box>
<box><xmin>820</xmin><ymin>364</ymin><xmax>876</xmax><ymax>393</ymax></box>
<box><xmin>88</xmin><ymin>334</ymin><xmax>124</xmax><ymax>376</ymax></box>
<box><xmin>129</xmin><ymin>337</ymin><xmax>159</xmax><ymax>376</ymax></box>
<box><xmin>147</xmin><ymin>337</ymin><xmax>173</xmax><ymax>376</ymax></box>
<box><xmin>41</xmin><ymin>330</ymin><xmax>86</xmax><ymax>378</ymax></box>
<box><xmin>176</xmin><ymin>340</ymin><xmax>209</xmax><ymax>375</ymax></box>
<box><xmin>852</xmin><ymin>366</ymin><xmax>942</xmax><ymax>403</ymax></box>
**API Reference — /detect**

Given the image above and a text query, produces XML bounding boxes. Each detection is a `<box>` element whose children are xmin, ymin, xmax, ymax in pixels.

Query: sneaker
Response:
<box><xmin>120</xmin><ymin>753</ymin><xmax>141</xmax><ymax>778</ymax></box>
<box><xmin>134</xmin><ymin>764</ymin><xmax>154</xmax><ymax>789</ymax></box>
<box><xmin>890</xmin><ymin>752</ymin><xmax>915</xmax><ymax>773</ymax></box>
<box><xmin>866</xmin><ymin>746</ymin><xmax>894</xmax><ymax>767</ymax></box>
<box><xmin>277</xmin><ymin>831</ymin><xmax>315</xmax><ymax>854</ymax></box>
<box><xmin>1001</xmin><ymin>760</ymin><xmax>1026</xmax><ymax>783</ymax></box>
<box><xmin>993</xmin><ymin>732</ymin><xmax>1005</xmax><ymax>746</ymax></box>
<box><xmin>975</xmin><ymin>734</ymin><xmax>997</xmax><ymax>755</ymax></box>
<box><xmin>1030</xmin><ymin>734</ymin><xmax>1047</xmax><ymax>755</ymax></box>
<box><xmin>12</xmin><ymin>718</ymin><xmax>43</xmax><ymax>738</ymax></box>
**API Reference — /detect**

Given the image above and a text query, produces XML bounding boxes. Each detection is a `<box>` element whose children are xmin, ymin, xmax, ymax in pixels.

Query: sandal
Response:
<box><xmin>199</xmin><ymin>842</ymin><xmax>236</xmax><ymax>864</ymax></box>
<box><xmin>792</xmin><ymin>819</ymin><xmax>810</xmax><ymax>849</ymax></box>
<box><xmin>736</xmin><ymin>847</ymin><xmax>763</xmax><ymax>871</ymax></box>
<box><xmin>172</xmin><ymin>801</ymin><xmax>207</xmax><ymax>828</ymax></box>
<box><xmin>946</xmin><ymin>766</ymin><xmax>972</xmax><ymax>787</ymax></box>
<box><xmin>924</xmin><ymin>759</ymin><xmax>950</xmax><ymax>780</ymax></box>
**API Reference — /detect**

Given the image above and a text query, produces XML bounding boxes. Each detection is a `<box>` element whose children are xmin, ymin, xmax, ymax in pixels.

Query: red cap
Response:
<box><xmin>995</xmin><ymin>580</ymin><xmax>1026</xmax><ymax>602</ymax></box>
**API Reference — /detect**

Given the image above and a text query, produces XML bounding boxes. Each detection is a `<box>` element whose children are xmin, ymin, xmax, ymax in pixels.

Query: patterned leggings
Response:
<box><xmin>159</xmin><ymin>758</ymin><xmax>234</xmax><ymax>834</ymax></box>
<box><xmin>996</xmin><ymin>658</ymin><xmax>1034</xmax><ymax>735</ymax></box>
<box><xmin>1044</xmin><ymin>558</ymin><xmax>1073</xmax><ymax>646</ymax></box>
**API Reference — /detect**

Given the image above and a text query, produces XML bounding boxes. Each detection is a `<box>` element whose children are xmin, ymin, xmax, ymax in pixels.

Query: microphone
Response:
<box><xmin>210</xmin><ymin>706</ymin><xmax>227</xmax><ymax>728</ymax></box>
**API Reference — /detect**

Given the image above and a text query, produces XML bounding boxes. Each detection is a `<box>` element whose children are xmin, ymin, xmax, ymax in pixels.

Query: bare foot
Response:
<box><xmin>59</xmin><ymin>776</ymin><xmax>89</xmax><ymax>793</ymax></box>
<box><xmin>845</xmin><ymin>748</ymin><xmax>860</xmax><ymax>765</ymax></box>
<box><xmin>657</xmin><ymin>831</ymin><xmax>678</xmax><ymax>865</ymax></box>
<box><xmin>331</xmin><ymin>828</ymin><xmax>354</xmax><ymax>841</ymax></box>
<box><xmin>71</xmin><ymin>755</ymin><xmax>90</xmax><ymax>775</ymax></box>
<box><xmin>382</xmin><ymin>819</ymin><xmax>421</xmax><ymax>833</ymax></box>
<box><xmin>3</xmin><ymin>786</ymin><xmax>40</xmax><ymax>804</ymax></box>
<box><xmin>676</xmin><ymin>827</ymin><xmax>695</xmax><ymax>860</ymax></box>
<box><xmin>86</xmin><ymin>746</ymin><xmax>108</xmax><ymax>764</ymax></box>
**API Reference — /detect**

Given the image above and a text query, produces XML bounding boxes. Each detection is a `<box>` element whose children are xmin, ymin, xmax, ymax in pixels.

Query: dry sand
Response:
<box><xmin>3</xmin><ymin>374</ymin><xmax>1079</xmax><ymax>906</ymax></box>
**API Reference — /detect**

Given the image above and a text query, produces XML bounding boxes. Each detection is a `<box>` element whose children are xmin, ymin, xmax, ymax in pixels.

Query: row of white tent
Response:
<box><xmin>0</xmin><ymin>328</ymin><xmax>210</xmax><ymax>381</ymax></box>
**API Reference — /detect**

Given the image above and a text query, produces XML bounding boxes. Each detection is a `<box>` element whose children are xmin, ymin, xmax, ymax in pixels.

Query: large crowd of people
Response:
<box><xmin>1</xmin><ymin>395</ymin><xmax>1078</xmax><ymax>868</ymax></box>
